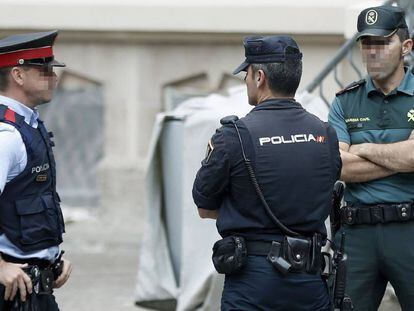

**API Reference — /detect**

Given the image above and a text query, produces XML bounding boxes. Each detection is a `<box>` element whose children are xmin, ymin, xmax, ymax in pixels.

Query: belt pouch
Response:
<box><xmin>283</xmin><ymin>236</ymin><xmax>311</xmax><ymax>272</ymax></box>
<box><xmin>342</xmin><ymin>206</ymin><xmax>358</xmax><ymax>225</ymax></box>
<box><xmin>267</xmin><ymin>241</ymin><xmax>291</xmax><ymax>275</ymax></box>
<box><xmin>212</xmin><ymin>236</ymin><xmax>247</xmax><ymax>275</ymax></box>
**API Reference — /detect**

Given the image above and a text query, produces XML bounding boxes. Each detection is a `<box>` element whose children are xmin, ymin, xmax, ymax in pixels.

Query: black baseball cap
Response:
<box><xmin>232</xmin><ymin>35</ymin><xmax>302</xmax><ymax>75</ymax></box>
<box><xmin>0</xmin><ymin>30</ymin><xmax>65</xmax><ymax>68</ymax></box>
<box><xmin>357</xmin><ymin>5</ymin><xmax>408</xmax><ymax>40</ymax></box>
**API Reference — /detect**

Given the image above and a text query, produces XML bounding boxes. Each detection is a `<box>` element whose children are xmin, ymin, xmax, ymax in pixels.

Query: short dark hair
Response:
<box><xmin>251</xmin><ymin>47</ymin><xmax>302</xmax><ymax>96</ymax></box>
<box><xmin>396</xmin><ymin>27</ymin><xmax>410</xmax><ymax>42</ymax></box>
<box><xmin>0</xmin><ymin>67</ymin><xmax>11</xmax><ymax>92</ymax></box>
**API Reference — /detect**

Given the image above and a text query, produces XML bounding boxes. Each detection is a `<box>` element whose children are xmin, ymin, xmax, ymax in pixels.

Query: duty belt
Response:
<box><xmin>245</xmin><ymin>238</ymin><xmax>322</xmax><ymax>274</ymax></box>
<box><xmin>1</xmin><ymin>253</ymin><xmax>62</xmax><ymax>295</ymax></box>
<box><xmin>246</xmin><ymin>240</ymin><xmax>283</xmax><ymax>256</ymax></box>
<box><xmin>1</xmin><ymin>254</ymin><xmax>55</xmax><ymax>295</ymax></box>
<box><xmin>341</xmin><ymin>202</ymin><xmax>414</xmax><ymax>225</ymax></box>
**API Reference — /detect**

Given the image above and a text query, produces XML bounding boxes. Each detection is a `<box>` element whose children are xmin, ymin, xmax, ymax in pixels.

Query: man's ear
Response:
<box><xmin>10</xmin><ymin>67</ymin><xmax>25</xmax><ymax>86</ymax></box>
<box><xmin>256</xmin><ymin>69</ymin><xmax>266</xmax><ymax>88</ymax></box>
<box><xmin>402</xmin><ymin>38</ymin><xmax>413</xmax><ymax>56</ymax></box>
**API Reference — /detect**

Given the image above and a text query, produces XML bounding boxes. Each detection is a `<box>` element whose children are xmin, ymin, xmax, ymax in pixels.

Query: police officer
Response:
<box><xmin>0</xmin><ymin>31</ymin><xmax>72</xmax><ymax>310</ymax></box>
<box><xmin>328</xmin><ymin>5</ymin><xmax>414</xmax><ymax>310</ymax></box>
<box><xmin>193</xmin><ymin>35</ymin><xmax>341</xmax><ymax>310</ymax></box>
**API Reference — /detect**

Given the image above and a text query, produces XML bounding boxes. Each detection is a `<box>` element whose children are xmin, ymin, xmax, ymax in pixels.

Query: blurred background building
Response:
<box><xmin>0</xmin><ymin>0</ymin><xmax>378</xmax><ymax>217</ymax></box>
<box><xmin>0</xmin><ymin>0</ymin><xmax>412</xmax><ymax>310</ymax></box>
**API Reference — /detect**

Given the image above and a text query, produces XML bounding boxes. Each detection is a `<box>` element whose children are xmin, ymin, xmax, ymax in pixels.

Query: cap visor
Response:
<box><xmin>49</xmin><ymin>59</ymin><xmax>66</xmax><ymax>67</ymax></box>
<box><xmin>232</xmin><ymin>61</ymin><xmax>249</xmax><ymax>75</ymax></box>
<box><xmin>356</xmin><ymin>28</ymin><xmax>396</xmax><ymax>41</ymax></box>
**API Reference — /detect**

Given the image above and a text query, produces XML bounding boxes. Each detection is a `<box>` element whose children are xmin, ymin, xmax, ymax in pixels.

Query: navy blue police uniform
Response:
<box><xmin>193</xmin><ymin>35</ymin><xmax>342</xmax><ymax>311</ymax></box>
<box><xmin>0</xmin><ymin>31</ymin><xmax>66</xmax><ymax>311</ymax></box>
<box><xmin>0</xmin><ymin>107</ymin><xmax>64</xmax><ymax>252</ymax></box>
<box><xmin>194</xmin><ymin>101</ymin><xmax>341</xmax><ymax>310</ymax></box>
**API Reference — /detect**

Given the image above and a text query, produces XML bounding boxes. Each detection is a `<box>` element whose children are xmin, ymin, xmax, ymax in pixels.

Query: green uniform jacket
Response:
<box><xmin>328</xmin><ymin>68</ymin><xmax>414</xmax><ymax>204</ymax></box>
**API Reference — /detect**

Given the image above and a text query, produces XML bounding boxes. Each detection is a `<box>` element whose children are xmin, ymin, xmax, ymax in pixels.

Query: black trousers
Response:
<box><xmin>221</xmin><ymin>255</ymin><xmax>330</xmax><ymax>311</ymax></box>
<box><xmin>0</xmin><ymin>285</ymin><xmax>59</xmax><ymax>311</ymax></box>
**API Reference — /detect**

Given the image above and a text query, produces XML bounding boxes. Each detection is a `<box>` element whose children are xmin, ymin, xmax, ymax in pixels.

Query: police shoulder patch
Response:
<box><xmin>336</xmin><ymin>79</ymin><xmax>366</xmax><ymax>96</ymax></box>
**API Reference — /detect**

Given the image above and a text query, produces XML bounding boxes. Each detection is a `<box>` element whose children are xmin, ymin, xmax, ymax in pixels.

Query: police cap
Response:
<box><xmin>357</xmin><ymin>5</ymin><xmax>408</xmax><ymax>41</ymax></box>
<box><xmin>0</xmin><ymin>30</ymin><xmax>65</xmax><ymax>69</ymax></box>
<box><xmin>232</xmin><ymin>35</ymin><xmax>302</xmax><ymax>75</ymax></box>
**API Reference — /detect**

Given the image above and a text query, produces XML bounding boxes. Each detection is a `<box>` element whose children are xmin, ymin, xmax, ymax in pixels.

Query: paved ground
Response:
<box><xmin>54</xmin><ymin>206</ymin><xmax>149</xmax><ymax>311</ymax></box>
<box><xmin>54</xmin><ymin>207</ymin><xmax>401</xmax><ymax>311</ymax></box>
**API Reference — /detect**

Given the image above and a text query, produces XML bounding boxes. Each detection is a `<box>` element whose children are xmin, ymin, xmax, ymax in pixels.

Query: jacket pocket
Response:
<box><xmin>15</xmin><ymin>193</ymin><xmax>59</xmax><ymax>246</ymax></box>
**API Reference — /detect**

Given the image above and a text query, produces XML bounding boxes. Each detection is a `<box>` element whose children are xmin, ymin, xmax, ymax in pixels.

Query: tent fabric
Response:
<box><xmin>135</xmin><ymin>86</ymin><xmax>330</xmax><ymax>311</ymax></box>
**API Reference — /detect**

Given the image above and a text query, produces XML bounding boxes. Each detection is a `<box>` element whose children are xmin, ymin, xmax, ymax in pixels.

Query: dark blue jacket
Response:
<box><xmin>193</xmin><ymin>99</ymin><xmax>341</xmax><ymax>239</ymax></box>
<box><xmin>0</xmin><ymin>105</ymin><xmax>64</xmax><ymax>252</ymax></box>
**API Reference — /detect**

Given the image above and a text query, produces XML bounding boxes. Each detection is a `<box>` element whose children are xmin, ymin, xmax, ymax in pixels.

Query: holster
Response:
<box><xmin>3</xmin><ymin>266</ymin><xmax>56</xmax><ymax>311</ymax></box>
<box><xmin>212</xmin><ymin>236</ymin><xmax>247</xmax><ymax>275</ymax></box>
<box><xmin>309</xmin><ymin>233</ymin><xmax>324</xmax><ymax>273</ymax></box>
<box><xmin>23</xmin><ymin>266</ymin><xmax>54</xmax><ymax>295</ymax></box>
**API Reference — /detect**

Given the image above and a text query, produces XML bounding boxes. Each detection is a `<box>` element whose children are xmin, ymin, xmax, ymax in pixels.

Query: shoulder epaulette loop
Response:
<box><xmin>220</xmin><ymin>115</ymin><xmax>239</xmax><ymax>125</ymax></box>
<box><xmin>335</xmin><ymin>79</ymin><xmax>366</xmax><ymax>96</ymax></box>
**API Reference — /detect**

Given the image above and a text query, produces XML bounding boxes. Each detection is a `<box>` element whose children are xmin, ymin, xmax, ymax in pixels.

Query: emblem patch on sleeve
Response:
<box><xmin>204</xmin><ymin>139</ymin><xmax>215</xmax><ymax>163</ymax></box>
<box><xmin>407</xmin><ymin>109</ymin><xmax>414</xmax><ymax>122</ymax></box>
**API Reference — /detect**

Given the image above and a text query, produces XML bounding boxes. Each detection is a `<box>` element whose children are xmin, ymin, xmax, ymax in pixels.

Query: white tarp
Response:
<box><xmin>135</xmin><ymin>86</ymin><xmax>330</xmax><ymax>311</ymax></box>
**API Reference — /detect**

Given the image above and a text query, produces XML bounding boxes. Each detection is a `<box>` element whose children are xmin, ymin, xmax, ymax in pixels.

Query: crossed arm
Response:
<box><xmin>339</xmin><ymin>130</ymin><xmax>414</xmax><ymax>182</ymax></box>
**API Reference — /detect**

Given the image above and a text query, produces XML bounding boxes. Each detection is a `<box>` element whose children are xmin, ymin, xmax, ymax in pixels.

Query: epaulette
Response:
<box><xmin>220</xmin><ymin>115</ymin><xmax>239</xmax><ymax>125</ymax></box>
<box><xmin>335</xmin><ymin>79</ymin><xmax>366</xmax><ymax>96</ymax></box>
